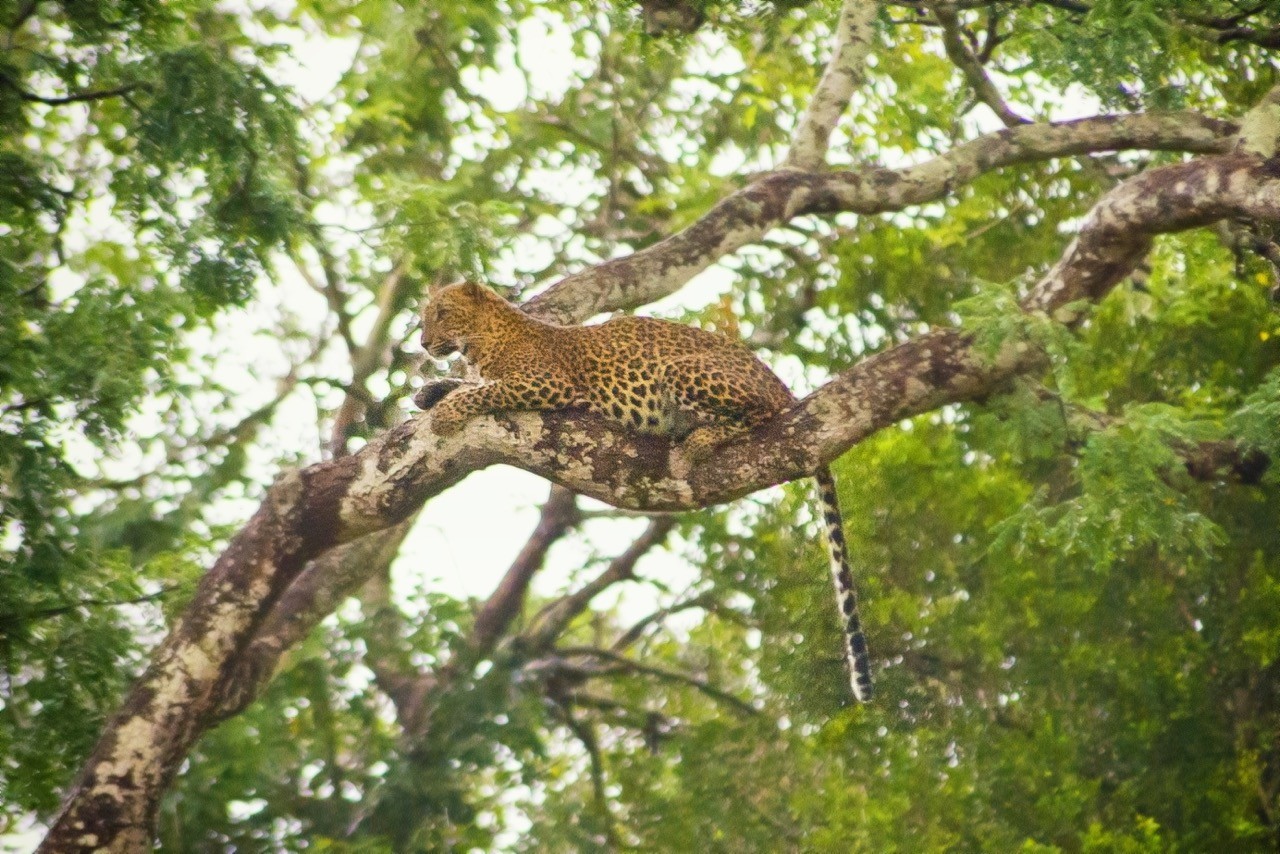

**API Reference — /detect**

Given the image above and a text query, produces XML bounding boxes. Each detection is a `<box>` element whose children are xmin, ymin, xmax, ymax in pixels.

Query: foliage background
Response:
<box><xmin>1</xmin><ymin>0</ymin><xmax>1279</xmax><ymax>850</ymax></box>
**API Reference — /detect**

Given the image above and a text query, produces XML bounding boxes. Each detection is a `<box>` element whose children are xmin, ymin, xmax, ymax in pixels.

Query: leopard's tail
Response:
<box><xmin>814</xmin><ymin>465</ymin><xmax>874</xmax><ymax>702</ymax></box>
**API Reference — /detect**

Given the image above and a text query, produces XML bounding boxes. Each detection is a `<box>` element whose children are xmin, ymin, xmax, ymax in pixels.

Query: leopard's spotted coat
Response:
<box><xmin>418</xmin><ymin>281</ymin><xmax>873</xmax><ymax>701</ymax></box>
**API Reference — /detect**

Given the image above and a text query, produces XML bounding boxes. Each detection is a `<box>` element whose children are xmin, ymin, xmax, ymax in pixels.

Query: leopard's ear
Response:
<box><xmin>425</xmin><ymin>277</ymin><xmax>459</xmax><ymax>298</ymax></box>
<box><xmin>458</xmin><ymin>281</ymin><xmax>510</xmax><ymax>306</ymax></box>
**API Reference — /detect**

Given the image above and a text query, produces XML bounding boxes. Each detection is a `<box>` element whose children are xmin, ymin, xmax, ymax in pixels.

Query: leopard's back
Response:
<box><xmin>568</xmin><ymin>316</ymin><xmax>795</xmax><ymax>436</ymax></box>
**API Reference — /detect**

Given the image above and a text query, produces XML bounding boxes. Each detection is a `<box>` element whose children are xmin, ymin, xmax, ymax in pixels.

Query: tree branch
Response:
<box><xmin>611</xmin><ymin>591</ymin><xmax>724</xmax><ymax>653</ymax></box>
<box><xmin>471</xmin><ymin>486</ymin><xmax>579</xmax><ymax>655</ymax></box>
<box><xmin>0</xmin><ymin>70</ymin><xmax>146</xmax><ymax>105</ymax></box>
<box><xmin>930</xmin><ymin>2</ymin><xmax>1029</xmax><ymax>127</ymax></box>
<box><xmin>524</xmin><ymin>516</ymin><xmax>676</xmax><ymax>650</ymax></box>
<box><xmin>527</xmin><ymin>111</ymin><xmax>1234</xmax><ymax>323</ymax></box>
<box><xmin>328</xmin><ymin>259</ymin><xmax>416</xmax><ymax>458</ymax></box>
<box><xmin>0</xmin><ymin>586</ymin><xmax>178</xmax><ymax>630</ymax></box>
<box><xmin>783</xmin><ymin>0</ymin><xmax>879</xmax><ymax>170</ymax></box>
<box><xmin>555</xmin><ymin>709</ymin><xmax>627</xmax><ymax>850</ymax></box>
<box><xmin>553</xmin><ymin>645</ymin><xmax>760</xmax><ymax>716</ymax></box>
<box><xmin>1030</xmin><ymin>385</ymin><xmax>1272</xmax><ymax>486</ymax></box>
<box><xmin>366</xmin><ymin>485</ymin><xmax>579</xmax><ymax>735</ymax></box>
<box><xmin>213</xmin><ymin>519</ymin><xmax>415</xmax><ymax>721</ymax></box>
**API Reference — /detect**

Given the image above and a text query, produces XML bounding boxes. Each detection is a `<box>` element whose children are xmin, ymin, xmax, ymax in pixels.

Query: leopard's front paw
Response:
<box><xmin>681</xmin><ymin>427</ymin><xmax>725</xmax><ymax>464</ymax></box>
<box><xmin>413</xmin><ymin>378</ymin><xmax>466</xmax><ymax>410</ymax></box>
<box><xmin>430</xmin><ymin>400</ymin><xmax>470</xmax><ymax>436</ymax></box>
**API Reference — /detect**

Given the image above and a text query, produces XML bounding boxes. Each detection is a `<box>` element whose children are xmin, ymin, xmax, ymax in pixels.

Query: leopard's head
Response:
<box><xmin>420</xmin><ymin>281</ymin><xmax>502</xmax><ymax>358</ymax></box>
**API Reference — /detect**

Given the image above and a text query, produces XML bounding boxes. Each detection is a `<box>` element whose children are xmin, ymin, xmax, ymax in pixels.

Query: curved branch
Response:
<box><xmin>527</xmin><ymin>111</ymin><xmax>1234</xmax><ymax>323</ymax></box>
<box><xmin>525</xmin><ymin>516</ymin><xmax>676</xmax><ymax>650</ymax></box>
<box><xmin>931</xmin><ymin>2</ymin><xmax>1028</xmax><ymax>127</ymax></box>
<box><xmin>783</xmin><ymin>0</ymin><xmax>879</xmax><ymax>169</ymax></box>
<box><xmin>213</xmin><ymin>519</ymin><xmax>415</xmax><ymax>721</ymax></box>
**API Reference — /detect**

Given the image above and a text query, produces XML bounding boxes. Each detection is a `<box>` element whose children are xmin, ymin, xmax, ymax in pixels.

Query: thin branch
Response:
<box><xmin>784</xmin><ymin>0</ymin><xmax>878</xmax><ymax>169</ymax></box>
<box><xmin>0</xmin><ymin>586</ymin><xmax>179</xmax><ymax>630</ymax></box>
<box><xmin>890</xmin><ymin>0</ymin><xmax>1092</xmax><ymax>14</ymax></box>
<box><xmin>555</xmin><ymin>645</ymin><xmax>760</xmax><ymax>716</ymax></box>
<box><xmin>611</xmin><ymin>591</ymin><xmax>723</xmax><ymax>653</ymax></box>
<box><xmin>328</xmin><ymin>258</ymin><xmax>416</xmax><ymax>458</ymax></box>
<box><xmin>1030</xmin><ymin>386</ymin><xmax>1272</xmax><ymax>486</ymax></box>
<box><xmin>1</xmin><ymin>396</ymin><xmax>46</xmax><ymax>416</ymax></box>
<box><xmin>292</xmin><ymin>250</ymin><xmax>359</xmax><ymax>358</ymax></box>
<box><xmin>0</xmin><ymin>70</ymin><xmax>146</xmax><ymax>105</ymax></box>
<box><xmin>525</xmin><ymin>516</ymin><xmax>675</xmax><ymax>649</ymax></box>
<box><xmin>91</xmin><ymin>366</ymin><xmax>301</xmax><ymax>490</ymax></box>
<box><xmin>930</xmin><ymin>2</ymin><xmax>1029</xmax><ymax>127</ymax></box>
<box><xmin>556</xmin><ymin>709</ymin><xmax>626</xmax><ymax>850</ymax></box>
<box><xmin>1209</xmin><ymin>24</ymin><xmax>1280</xmax><ymax>48</ymax></box>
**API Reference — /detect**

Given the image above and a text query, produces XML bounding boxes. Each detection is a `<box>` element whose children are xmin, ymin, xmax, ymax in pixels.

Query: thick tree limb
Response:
<box><xmin>212</xmin><ymin>519</ymin><xmax>415</xmax><ymax>721</ymax></box>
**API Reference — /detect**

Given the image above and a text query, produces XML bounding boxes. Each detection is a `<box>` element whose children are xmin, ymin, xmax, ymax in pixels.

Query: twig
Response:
<box><xmin>328</xmin><ymin>258</ymin><xmax>415</xmax><ymax>458</ymax></box>
<box><xmin>8</xmin><ymin>0</ymin><xmax>39</xmax><ymax>33</ymax></box>
<box><xmin>930</xmin><ymin>2</ymin><xmax>1028</xmax><ymax>127</ymax></box>
<box><xmin>556</xmin><ymin>709</ymin><xmax>626</xmax><ymax>850</ymax></box>
<box><xmin>89</xmin><ymin>359</ymin><xmax>305</xmax><ymax>490</ymax></box>
<box><xmin>525</xmin><ymin>517</ymin><xmax>675</xmax><ymax>649</ymax></box>
<box><xmin>0</xmin><ymin>71</ymin><xmax>147</xmax><ymax>105</ymax></box>
<box><xmin>610</xmin><ymin>591</ymin><xmax>724</xmax><ymax>653</ymax></box>
<box><xmin>292</xmin><ymin>250</ymin><xmax>359</xmax><ymax>358</ymax></box>
<box><xmin>556</xmin><ymin>646</ymin><xmax>759</xmax><ymax>716</ymax></box>
<box><xmin>0</xmin><ymin>586</ymin><xmax>179</xmax><ymax>630</ymax></box>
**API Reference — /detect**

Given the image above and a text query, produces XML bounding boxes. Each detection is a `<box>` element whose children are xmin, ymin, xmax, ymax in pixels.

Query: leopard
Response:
<box><xmin>417</xmin><ymin>280</ymin><xmax>874</xmax><ymax>702</ymax></box>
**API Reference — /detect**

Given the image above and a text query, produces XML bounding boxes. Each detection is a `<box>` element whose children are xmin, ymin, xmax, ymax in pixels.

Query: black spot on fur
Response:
<box><xmin>849</xmin><ymin>633</ymin><xmax>868</xmax><ymax>657</ymax></box>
